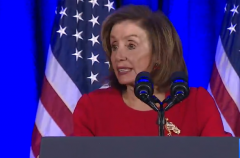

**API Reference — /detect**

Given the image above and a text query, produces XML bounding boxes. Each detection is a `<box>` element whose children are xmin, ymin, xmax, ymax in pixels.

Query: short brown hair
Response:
<box><xmin>101</xmin><ymin>5</ymin><xmax>188</xmax><ymax>92</ymax></box>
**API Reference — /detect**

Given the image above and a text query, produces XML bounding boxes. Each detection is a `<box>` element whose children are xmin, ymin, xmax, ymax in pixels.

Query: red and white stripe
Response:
<box><xmin>30</xmin><ymin>46</ymin><xmax>110</xmax><ymax>158</ymax></box>
<box><xmin>208</xmin><ymin>37</ymin><xmax>240</xmax><ymax>137</ymax></box>
<box><xmin>30</xmin><ymin>47</ymin><xmax>82</xmax><ymax>158</ymax></box>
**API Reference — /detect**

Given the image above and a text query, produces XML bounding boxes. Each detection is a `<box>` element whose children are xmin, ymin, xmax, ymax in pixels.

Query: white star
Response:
<box><xmin>227</xmin><ymin>23</ymin><xmax>237</xmax><ymax>34</ymax></box>
<box><xmin>77</xmin><ymin>0</ymin><xmax>84</xmax><ymax>3</ymax></box>
<box><xmin>87</xmin><ymin>72</ymin><xmax>99</xmax><ymax>84</ymax></box>
<box><xmin>59</xmin><ymin>7</ymin><xmax>67</xmax><ymax>19</ymax></box>
<box><xmin>89</xmin><ymin>0</ymin><xmax>99</xmax><ymax>8</ymax></box>
<box><xmin>88</xmin><ymin>52</ymin><xmax>99</xmax><ymax>65</ymax></box>
<box><xmin>104</xmin><ymin>0</ymin><xmax>115</xmax><ymax>12</ymax></box>
<box><xmin>57</xmin><ymin>25</ymin><xmax>67</xmax><ymax>37</ymax></box>
<box><xmin>88</xmin><ymin>34</ymin><xmax>100</xmax><ymax>46</ymax></box>
<box><xmin>72</xmin><ymin>49</ymin><xmax>83</xmax><ymax>61</ymax></box>
<box><xmin>89</xmin><ymin>15</ymin><xmax>99</xmax><ymax>27</ymax></box>
<box><xmin>72</xmin><ymin>29</ymin><xmax>83</xmax><ymax>42</ymax></box>
<box><xmin>230</xmin><ymin>5</ymin><xmax>239</xmax><ymax>16</ymax></box>
<box><xmin>73</xmin><ymin>10</ymin><xmax>83</xmax><ymax>23</ymax></box>
<box><xmin>105</xmin><ymin>61</ymin><xmax>110</xmax><ymax>68</ymax></box>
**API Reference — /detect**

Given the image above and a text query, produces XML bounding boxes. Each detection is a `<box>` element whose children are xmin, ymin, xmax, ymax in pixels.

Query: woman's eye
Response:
<box><xmin>111</xmin><ymin>45</ymin><xmax>118</xmax><ymax>51</ymax></box>
<box><xmin>128</xmin><ymin>44</ymin><xmax>136</xmax><ymax>50</ymax></box>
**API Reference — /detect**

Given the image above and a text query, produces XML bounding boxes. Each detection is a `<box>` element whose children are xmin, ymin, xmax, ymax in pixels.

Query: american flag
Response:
<box><xmin>208</xmin><ymin>0</ymin><xmax>240</xmax><ymax>137</ymax></box>
<box><xmin>30</xmin><ymin>0</ymin><xmax>115</xmax><ymax>157</ymax></box>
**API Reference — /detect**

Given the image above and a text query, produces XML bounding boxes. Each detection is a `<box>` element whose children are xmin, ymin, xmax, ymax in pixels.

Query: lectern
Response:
<box><xmin>39</xmin><ymin>136</ymin><xmax>239</xmax><ymax>158</ymax></box>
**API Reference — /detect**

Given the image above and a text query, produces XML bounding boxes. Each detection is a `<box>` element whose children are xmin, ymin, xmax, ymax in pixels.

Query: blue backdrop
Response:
<box><xmin>0</xmin><ymin>0</ymin><xmax>226</xmax><ymax>157</ymax></box>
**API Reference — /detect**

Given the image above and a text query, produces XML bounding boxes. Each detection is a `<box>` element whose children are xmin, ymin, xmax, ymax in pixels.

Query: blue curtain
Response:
<box><xmin>162</xmin><ymin>0</ymin><xmax>226</xmax><ymax>88</ymax></box>
<box><xmin>0</xmin><ymin>0</ymin><xmax>58</xmax><ymax>157</ymax></box>
<box><xmin>0</xmin><ymin>0</ymin><xmax>226</xmax><ymax>157</ymax></box>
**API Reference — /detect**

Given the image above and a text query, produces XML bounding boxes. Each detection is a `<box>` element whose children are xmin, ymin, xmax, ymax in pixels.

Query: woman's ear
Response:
<box><xmin>153</xmin><ymin>61</ymin><xmax>160</xmax><ymax>70</ymax></box>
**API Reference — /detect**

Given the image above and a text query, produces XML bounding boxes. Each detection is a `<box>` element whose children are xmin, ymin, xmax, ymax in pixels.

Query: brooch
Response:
<box><xmin>165</xmin><ymin>118</ymin><xmax>181</xmax><ymax>136</ymax></box>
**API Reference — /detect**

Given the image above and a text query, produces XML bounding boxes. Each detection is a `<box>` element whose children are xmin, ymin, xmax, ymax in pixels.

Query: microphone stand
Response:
<box><xmin>158</xmin><ymin>102</ymin><xmax>165</xmax><ymax>136</ymax></box>
<box><xmin>151</xmin><ymin>95</ymin><xmax>174</xmax><ymax>136</ymax></box>
<box><xmin>151</xmin><ymin>96</ymin><xmax>166</xmax><ymax>136</ymax></box>
<box><xmin>142</xmin><ymin>92</ymin><xmax>186</xmax><ymax>136</ymax></box>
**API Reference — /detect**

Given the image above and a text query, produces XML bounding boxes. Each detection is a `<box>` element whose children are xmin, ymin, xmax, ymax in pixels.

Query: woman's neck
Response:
<box><xmin>122</xmin><ymin>85</ymin><xmax>166</xmax><ymax>111</ymax></box>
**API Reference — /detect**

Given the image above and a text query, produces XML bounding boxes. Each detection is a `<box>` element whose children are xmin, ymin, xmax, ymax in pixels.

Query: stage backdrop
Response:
<box><xmin>1</xmin><ymin>0</ymin><xmax>237</xmax><ymax>158</ymax></box>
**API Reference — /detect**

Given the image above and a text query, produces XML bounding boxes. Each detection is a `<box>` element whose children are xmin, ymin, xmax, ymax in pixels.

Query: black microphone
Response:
<box><xmin>134</xmin><ymin>72</ymin><xmax>158</xmax><ymax>111</ymax></box>
<box><xmin>165</xmin><ymin>71</ymin><xmax>190</xmax><ymax>111</ymax></box>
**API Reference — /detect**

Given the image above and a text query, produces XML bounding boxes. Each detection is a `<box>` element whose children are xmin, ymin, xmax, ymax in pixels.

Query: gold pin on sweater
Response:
<box><xmin>165</xmin><ymin>118</ymin><xmax>181</xmax><ymax>136</ymax></box>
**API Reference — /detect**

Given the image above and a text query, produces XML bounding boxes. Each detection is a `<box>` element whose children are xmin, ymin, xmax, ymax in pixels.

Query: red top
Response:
<box><xmin>73</xmin><ymin>87</ymin><xmax>232</xmax><ymax>137</ymax></box>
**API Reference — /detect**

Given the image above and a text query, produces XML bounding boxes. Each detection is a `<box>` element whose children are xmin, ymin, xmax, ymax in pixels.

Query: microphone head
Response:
<box><xmin>134</xmin><ymin>71</ymin><xmax>154</xmax><ymax>102</ymax></box>
<box><xmin>170</xmin><ymin>71</ymin><xmax>188</xmax><ymax>82</ymax></box>
<box><xmin>170</xmin><ymin>71</ymin><xmax>190</xmax><ymax>100</ymax></box>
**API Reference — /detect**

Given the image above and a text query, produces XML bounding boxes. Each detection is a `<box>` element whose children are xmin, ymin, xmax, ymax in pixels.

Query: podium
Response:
<box><xmin>39</xmin><ymin>136</ymin><xmax>239</xmax><ymax>158</ymax></box>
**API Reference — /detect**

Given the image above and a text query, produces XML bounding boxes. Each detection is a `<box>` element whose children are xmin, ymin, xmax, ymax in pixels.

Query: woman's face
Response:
<box><xmin>110</xmin><ymin>20</ymin><xmax>152</xmax><ymax>86</ymax></box>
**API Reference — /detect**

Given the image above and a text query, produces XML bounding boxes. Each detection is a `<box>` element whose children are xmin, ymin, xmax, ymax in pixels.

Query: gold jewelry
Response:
<box><xmin>165</xmin><ymin>118</ymin><xmax>181</xmax><ymax>136</ymax></box>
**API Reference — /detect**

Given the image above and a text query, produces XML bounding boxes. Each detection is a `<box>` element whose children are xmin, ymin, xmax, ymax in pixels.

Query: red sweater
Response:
<box><xmin>73</xmin><ymin>87</ymin><xmax>232</xmax><ymax>137</ymax></box>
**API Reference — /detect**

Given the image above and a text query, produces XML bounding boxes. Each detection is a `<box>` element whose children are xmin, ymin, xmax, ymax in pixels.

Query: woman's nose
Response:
<box><xmin>115</xmin><ymin>47</ymin><xmax>127</xmax><ymax>61</ymax></box>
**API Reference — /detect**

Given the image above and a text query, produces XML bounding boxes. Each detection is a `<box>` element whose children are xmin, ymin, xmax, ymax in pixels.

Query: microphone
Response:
<box><xmin>134</xmin><ymin>72</ymin><xmax>158</xmax><ymax>111</ymax></box>
<box><xmin>165</xmin><ymin>71</ymin><xmax>190</xmax><ymax>111</ymax></box>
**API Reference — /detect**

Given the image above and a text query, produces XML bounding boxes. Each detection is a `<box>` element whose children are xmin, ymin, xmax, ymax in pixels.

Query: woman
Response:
<box><xmin>73</xmin><ymin>5</ymin><xmax>231</xmax><ymax>137</ymax></box>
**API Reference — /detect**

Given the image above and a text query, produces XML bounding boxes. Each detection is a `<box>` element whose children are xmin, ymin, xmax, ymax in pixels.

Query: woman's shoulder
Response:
<box><xmin>74</xmin><ymin>87</ymin><xmax>121</xmax><ymax>114</ymax></box>
<box><xmin>186</xmin><ymin>86</ymin><xmax>216</xmax><ymax>111</ymax></box>
<box><xmin>77</xmin><ymin>87</ymin><xmax>120</xmax><ymax>105</ymax></box>
<box><xmin>87</xmin><ymin>87</ymin><xmax>120</xmax><ymax>98</ymax></box>
<box><xmin>187</xmin><ymin>86</ymin><xmax>212</xmax><ymax>99</ymax></box>
<box><xmin>189</xmin><ymin>86</ymin><xmax>209</xmax><ymax>93</ymax></box>
<box><xmin>179</xmin><ymin>86</ymin><xmax>215</xmax><ymax>111</ymax></box>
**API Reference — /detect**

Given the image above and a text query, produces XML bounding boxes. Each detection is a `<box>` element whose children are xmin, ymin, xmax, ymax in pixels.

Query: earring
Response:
<box><xmin>153</xmin><ymin>63</ymin><xmax>160</xmax><ymax>70</ymax></box>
